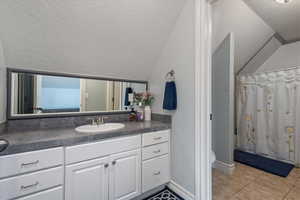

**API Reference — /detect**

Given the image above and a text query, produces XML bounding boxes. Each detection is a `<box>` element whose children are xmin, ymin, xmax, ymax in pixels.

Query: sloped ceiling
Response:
<box><xmin>0</xmin><ymin>0</ymin><xmax>186</xmax><ymax>80</ymax></box>
<box><xmin>243</xmin><ymin>0</ymin><xmax>300</xmax><ymax>42</ymax></box>
<box><xmin>212</xmin><ymin>0</ymin><xmax>275</xmax><ymax>72</ymax></box>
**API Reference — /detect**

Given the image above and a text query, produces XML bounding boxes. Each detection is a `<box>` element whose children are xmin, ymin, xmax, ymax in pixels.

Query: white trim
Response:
<box><xmin>0</xmin><ymin>120</ymin><xmax>5</xmax><ymax>124</ymax></box>
<box><xmin>195</xmin><ymin>0</ymin><xmax>212</xmax><ymax>200</ymax></box>
<box><xmin>80</xmin><ymin>79</ymin><xmax>87</xmax><ymax>112</ymax></box>
<box><xmin>213</xmin><ymin>160</ymin><xmax>235</xmax><ymax>175</ymax></box>
<box><xmin>168</xmin><ymin>180</ymin><xmax>195</xmax><ymax>200</ymax></box>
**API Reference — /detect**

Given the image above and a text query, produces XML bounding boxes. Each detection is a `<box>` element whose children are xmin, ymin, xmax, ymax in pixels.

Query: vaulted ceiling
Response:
<box><xmin>0</xmin><ymin>0</ymin><xmax>186</xmax><ymax>80</ymax></box>
<box><xmin>243</xmin><ymin>0</ymin><xmax>300</xmax><ymax>42</ymax></box>
<box><xmin>212</xmin><ymin>0</ymin><xmax>275</xmax><ymax>72</ymax></box>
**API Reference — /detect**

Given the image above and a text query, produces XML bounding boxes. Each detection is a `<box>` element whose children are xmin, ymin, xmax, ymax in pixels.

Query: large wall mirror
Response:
<box><xmin>7</xmin><ymin>68</ymin><xmax>148</xmax><ymax>119</ymax></box>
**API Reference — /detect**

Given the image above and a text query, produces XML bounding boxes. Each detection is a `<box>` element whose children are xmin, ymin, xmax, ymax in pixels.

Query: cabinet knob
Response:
<box><xmin>153</xmin><ymin>150</ymin><xmax>161</xmax><ymax>154</ymax></box>
<box><xmin>112</xmin><ymin>161</ymin><xmax>117</xmax><ymax>165</ymax></box>
<box><xmin>153</xmin><ymin>171</ymin><xmax>161</xmax><ymax>176</ymax></box>
<box><xmin>104</xmin><ymin>163</ymin><xmax>109</xmax><ymax>168</ymax></box>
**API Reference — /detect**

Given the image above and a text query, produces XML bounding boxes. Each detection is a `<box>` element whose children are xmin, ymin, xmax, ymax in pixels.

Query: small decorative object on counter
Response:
<box><xmin>129</xmin><ymin>108</ymin><xmax>137</xmax><ymax>121</ymax></box>
<box><xmin>137</xmin><ymin>108</ymin><xmax>144</xmax><ymax>121</ymax></box>
<box><xmin>134</xmin><ymin>92</ymin><xmax>155</xmax><ymax>121</ymax></box>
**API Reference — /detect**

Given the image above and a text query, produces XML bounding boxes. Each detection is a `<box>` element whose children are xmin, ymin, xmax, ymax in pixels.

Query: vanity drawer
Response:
<box><xmin>16</xmin><ymin>187</ymin><xmax>63</xmax><ymax>200</ymax></box>
<box><xmin>142</xmin><ymin>130</ymin><xmax>170</xmax><ymax>147</ymax></box>
<box><xmin>0</xmin><ymin>147</ymin><xmax>63</xmax><ymax>178</ymax></box>
<box><xmin>66</xmin><ymin>135</ymin><xmax>141</xmax><ymax>164</ymax></box>
<box><xmin>0</xmin><ymin>167</ymin><xmax>63</xmax><ymax>200</ymax></box>
<box><xmin>142</xmin><ymin>142</ymin><xmax>169</xmax><ymax>161</ymax></box>
<box><xmin>142</xmin><ymin>155</ymin><xmax>170</xmax><ymax>192</ymax></box>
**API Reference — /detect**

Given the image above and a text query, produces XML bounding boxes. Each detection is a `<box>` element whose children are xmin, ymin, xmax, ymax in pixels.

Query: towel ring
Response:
<box><xmin>165</xmin><ymin>70</ymin><xmax>175</xmax><ymax>81</ymax></box>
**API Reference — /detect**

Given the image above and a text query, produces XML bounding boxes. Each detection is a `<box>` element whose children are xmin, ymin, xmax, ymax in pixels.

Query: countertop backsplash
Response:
<box><xmin>0</xmin><ymin>113</ymin><xmax>171</xmax><ymax>133</ymax></box>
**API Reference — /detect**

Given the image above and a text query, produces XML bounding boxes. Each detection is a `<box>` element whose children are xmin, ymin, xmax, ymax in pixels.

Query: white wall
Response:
<box><xmin>257</xmin><ymin>41</ymin><xmax>300</xmax><ymax>72</ymax></box>
<box><xmin>212</xmin><ymin>0</ymin><xmax>275</xmax><ymax>72</ymax></box>
<box><xmin>0</xmin><ymin>40</ymin><xmax>6</xmax><ymax>123</ymax></box>
<box><xmin>0</xmin><ymin>0</ymin><xmax>186</xmax><ymax>81</ymax></box>
<box><xmin>0</xmin><ymin>0</ymin><xmax>188</xmax><ymax>123</ymax></box>
<box><xmin>149</xmin><ymin>0</ymin><xmax>195</xmax><ymax>194</ymax></box>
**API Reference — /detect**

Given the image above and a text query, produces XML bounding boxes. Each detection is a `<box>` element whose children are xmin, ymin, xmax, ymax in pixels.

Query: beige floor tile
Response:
<box><xmin>287</xmin><ymin>168</ymin><xmax>300</xmax><ymax>179</ymax></box>
<box><xmin>229</xmin><ymin>196</ymin><xmax>242</xmax><ymax>200</ymax></box>
<box><xmin>284</xmin><ymin>186</ymin><xmax>300</xmax><ymax>200</ymax></box>
<box><xmin>213</xmin><ymin>163</ymin><xmax>299</xmax><ymax>200</ymax></box>
<box><xmin>231</xmin><ymin>163</ymin><xmax>263</xmax><ymax>182</ymax></box>
<box><xmin>234</xmin><ymin>183</ymin><xmax>286</xmax><ymax>200</ymax></box>
<box><xmin>212</xmin><ymin>167</ymin><xmax>249</xmax><ymax>200</ymax></box>
<box><xmin>254</xmin><ymin>172</ymin><xmax>296</xmax><ymax>194</ymax></box>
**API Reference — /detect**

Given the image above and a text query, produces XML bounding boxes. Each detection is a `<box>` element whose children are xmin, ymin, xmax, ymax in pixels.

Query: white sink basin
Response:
<box><xmin>75</xmin><ymin>123</ymin><xmax>125</xmax><ymax>133</ymax></box>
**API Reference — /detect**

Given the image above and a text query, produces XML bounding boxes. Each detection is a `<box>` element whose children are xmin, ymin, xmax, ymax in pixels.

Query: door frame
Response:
<box><xmin>194</xmin><ymin>0</ymin><xmax>213</xmax><ymax>200</ymax></box>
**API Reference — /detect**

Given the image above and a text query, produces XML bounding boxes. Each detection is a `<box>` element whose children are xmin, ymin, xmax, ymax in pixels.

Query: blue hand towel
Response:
<box><xmin>124</xmin><ymin>87</ymin><xmax>133</xmax><ymax>106</ymax></box>
<box><xmin>163</xmin><ymin>81</ymin><xmax>177</xmax><ymax>110</ymax></box>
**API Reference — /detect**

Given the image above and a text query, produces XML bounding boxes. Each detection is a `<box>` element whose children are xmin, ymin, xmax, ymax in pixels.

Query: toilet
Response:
<box><xmin>211</xmin><ymin>151</ymin><xmax>216</xmax><ymax>164</ymax></box>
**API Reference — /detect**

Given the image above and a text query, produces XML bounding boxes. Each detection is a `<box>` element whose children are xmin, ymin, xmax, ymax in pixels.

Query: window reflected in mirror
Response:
<box><xmin>10</xmin><ymin>71</ymin><xmax>147</xmax><ymax>116</ymax></box>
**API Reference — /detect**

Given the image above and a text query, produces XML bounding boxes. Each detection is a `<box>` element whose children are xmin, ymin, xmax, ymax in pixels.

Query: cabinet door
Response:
<box><xmin>65</xmin><ymin>157</ymin><xmax>109</xmax><ymax>200</ymax></box>
<box><xmin>109</xmin><ymin>149</ymin><xmax>141</xmax><ymax>200</ymax></box>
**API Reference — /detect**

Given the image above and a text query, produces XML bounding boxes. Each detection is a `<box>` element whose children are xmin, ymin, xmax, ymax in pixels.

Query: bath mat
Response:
<box><xmin>144</xmin><ymin>187</ymin><xmax>184</xmax><ymax>200</ymax></box>
<box><xmin>234</xmin><ymin>150</ymin><xmax>294</xmax><ymax>177</ymax></box>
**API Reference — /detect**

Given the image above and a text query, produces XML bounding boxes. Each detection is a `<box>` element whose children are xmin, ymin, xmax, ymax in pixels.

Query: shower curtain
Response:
<box><xmin>237</xmin><ymin>68</ymin><xmax>300</xmax><ymax>164</ymax></box>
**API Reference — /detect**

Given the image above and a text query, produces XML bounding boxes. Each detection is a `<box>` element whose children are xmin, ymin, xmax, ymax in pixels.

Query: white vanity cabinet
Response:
<box><xmin>141</xmin><ymin>130</ymin><xmax>170</xmax><ymax>193</ymax></box>
<box><xmin>0</xmin><ymin>147</ymin><xmax>64</xmax><ymax>200</ymax></box>
<box><xmin>0</xmin><ymin>129</ymin><xmax>171</xmax><ymax>200</ymax></box>
<box><xmin>65</xmin><ymin>135</ymin><xmax>142</xmax><ymax>200</ymax></box>
<box><xmin>65</xmin><ymin>157</ymin><xmax>110</xmax><ymax>200</ymax></box>
<box><xmin>109</xmin><ymin>149</ymin><xmax>141</xmax><ymax>200</ymax></box>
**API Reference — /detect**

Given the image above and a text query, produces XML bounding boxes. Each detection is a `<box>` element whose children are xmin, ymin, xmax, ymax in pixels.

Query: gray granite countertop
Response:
<box><xmin>0</xmin><ymin>120</ymin><xmax>171</xmax><ymax>156</ymax></box>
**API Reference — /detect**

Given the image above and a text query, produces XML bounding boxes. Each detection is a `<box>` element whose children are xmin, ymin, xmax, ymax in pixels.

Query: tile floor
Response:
<box><xmin>213</xmin><ymin>162</ymin><xmax>300</xmax><ymax>200</ymax></box>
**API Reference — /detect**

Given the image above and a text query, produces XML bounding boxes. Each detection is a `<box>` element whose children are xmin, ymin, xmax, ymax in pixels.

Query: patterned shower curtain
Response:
<box><xmin>237</xmin><ymin>68</ymin><xmax>300</xmax><ymax>164</ymax></box>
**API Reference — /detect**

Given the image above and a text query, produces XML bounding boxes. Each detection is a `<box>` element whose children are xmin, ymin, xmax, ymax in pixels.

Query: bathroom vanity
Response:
<box><xmin>0</xmin><ymin>68</ymin><xmax>172</xmax><ymax>200</ymax></box>
<box><xmin>0</xmin><ymin>121</ymin><xmax>171</xmax><ymax>200</ymax></box>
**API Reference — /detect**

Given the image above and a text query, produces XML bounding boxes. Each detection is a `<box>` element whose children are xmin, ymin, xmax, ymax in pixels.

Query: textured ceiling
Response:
<box><xmin>0</xmin><ymin>0</ymin><xmax>186</xmax><ymax>80</ymax></box>
<box><xmin>243</xmin><ymin>0</ymin><xmax>300</xmax><ymax>42</ymax></box>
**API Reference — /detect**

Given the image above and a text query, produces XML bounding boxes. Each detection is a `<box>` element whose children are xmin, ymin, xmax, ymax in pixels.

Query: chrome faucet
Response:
<box><xmin>88</xmin><ymin>118</ymin><xmax>97</xmax><ymax>125</ymax></box>
<box><xmin>89</xmin><ymin>116</ymin><xmax>108</xmax><ymax>126</ymax></box>
<box><xmin>96</xmin><ymin>116</ymin><xmax>104</xmax><ymax>125</ymax></box>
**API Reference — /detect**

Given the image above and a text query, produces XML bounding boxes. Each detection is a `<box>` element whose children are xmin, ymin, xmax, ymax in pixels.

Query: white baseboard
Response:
<box><xmin>213</xmin><ymin>160</ymin><xmax>235</xmax><ymax>175</ymax></box>
<box><xmin>167</xmin><ymin>180</ymin><xmax>195</xmax><ymax>200</ymax></box>
<box><xmin>0</xmin><ymin>120</ymin><xmax>5</xmax><ymax>125</ymax></box>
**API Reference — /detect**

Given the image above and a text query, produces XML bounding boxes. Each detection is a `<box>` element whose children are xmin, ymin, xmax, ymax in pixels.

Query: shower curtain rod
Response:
<box><xmin>239</xmin><ymin>65</ymin><xmax>300</xmax><ymax>77</ymax></box>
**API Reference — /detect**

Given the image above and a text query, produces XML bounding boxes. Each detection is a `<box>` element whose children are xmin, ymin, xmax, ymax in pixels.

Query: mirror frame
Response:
<box><xmin>7</xmin><ymin>68</ymin><xmax>148</xmax><ymax>120</ymax></box>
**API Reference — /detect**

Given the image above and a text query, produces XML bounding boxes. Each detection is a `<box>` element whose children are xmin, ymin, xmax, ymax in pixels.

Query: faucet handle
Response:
<box><xmin>95</xmin><ymin>116</ymin><xmax>105</xmax><ymax>124</ymax></box>
<box><xmin>87</xmin><ymin>118</ymin><xmax>96</xmax><ymax>125</ymax></box>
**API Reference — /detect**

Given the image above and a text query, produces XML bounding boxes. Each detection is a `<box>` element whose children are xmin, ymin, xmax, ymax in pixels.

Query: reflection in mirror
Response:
<box><xmin>10</xmin><ymin>72</ymin><xmax>147</xmax><ymax>116</ymax></box>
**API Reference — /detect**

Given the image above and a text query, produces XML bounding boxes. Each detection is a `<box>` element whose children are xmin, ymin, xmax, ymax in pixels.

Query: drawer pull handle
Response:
<box><xmin>21</xmin><ymin>160</ymin><xmax>39</xmax><ymax>167</ymax></box>
<box><xmin>20</xmin><ymin>182</ymin><xmax>39</xmax><ymax>190</ymax></box>
<box><xmin>153</xmin><ymin>137</ymin><xmax>162</xmax><ymax>140</ymax></box>
<box><xmin>104</xmin><ymin>163</ymin><xmax>109</xmax><ymax>168</ymax></box>
<box><xmin>153</xmin><ymin>150</ymin><xmax>161</xmax><ymax>154</ymax></box>
<box><xmin>153</xmin><ymin>171</ymin><xmax>161</xmax><ymax>176</ymax></box>
<box><xmin>112</xmin><ymin>161</ymin><xmax>117</xmax><ymax>165</ymax></box>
